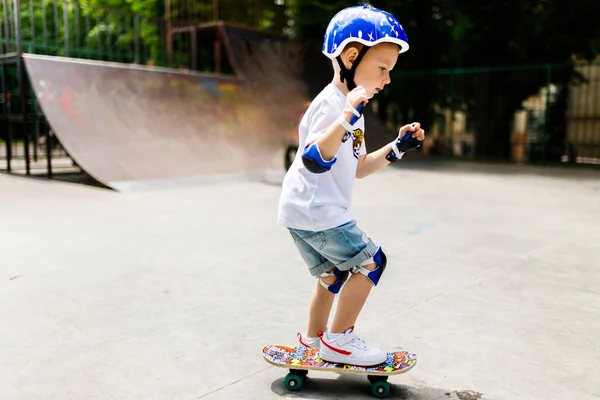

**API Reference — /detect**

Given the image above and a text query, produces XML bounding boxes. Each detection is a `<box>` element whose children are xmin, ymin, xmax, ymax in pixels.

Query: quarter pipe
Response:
<box><xmin>23</xmin><ymin>53</ymin><xmax>305</xmax><ymax>191</ymax></box>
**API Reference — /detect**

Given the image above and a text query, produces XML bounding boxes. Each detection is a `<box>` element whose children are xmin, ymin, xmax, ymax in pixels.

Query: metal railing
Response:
<box><xmin>2</xmin><ymin>0</ymin><xmax>597</xmax><ymax>171</ymax></box>
<box><xmin>1</xmin><ymin>0</ymin><xmax>166</xmax><ymax>65</ymax></box>
<box><xmin>1</xmin><ymin>0</ymin><xmax>293</xmax><ymax>66</ymax></box>
<box><xmin>390</xmin><ymin>62</ymin><xmax>600</xmax><ymax>165</ymax></box>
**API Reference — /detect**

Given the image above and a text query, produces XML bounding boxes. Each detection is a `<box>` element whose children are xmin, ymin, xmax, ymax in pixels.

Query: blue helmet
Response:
<box><xmin>322</xmin><ymin>5</ymin><xmax>409</xmax><ymax>59</ymax></box>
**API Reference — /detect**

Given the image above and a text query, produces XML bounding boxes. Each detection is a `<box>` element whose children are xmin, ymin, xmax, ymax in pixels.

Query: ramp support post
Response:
<box><xmin>165</xmin><ymin>0</ymin><xmax>173</xmax><ymax>67</ymax></box>
<box><xmin>15</xmin><ymin>0</ymin><xmax>31</xmax><ymax>175</ymax></box>
<box><xmin>1</xmin><ymin>63</ymin><xmax>11</xmax><ymax>173</ymax></box>
<box><xmin>44</xmin><ymin>115</ymin><xmax>52</xmax><ymax>179</ymax></box>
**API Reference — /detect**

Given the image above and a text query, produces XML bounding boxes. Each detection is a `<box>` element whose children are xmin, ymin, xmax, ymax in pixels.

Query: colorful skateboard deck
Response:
<box><xmin>262</xmin><ymin>344</ymin><xmax>417</xmax><ymax>398</ymax></box>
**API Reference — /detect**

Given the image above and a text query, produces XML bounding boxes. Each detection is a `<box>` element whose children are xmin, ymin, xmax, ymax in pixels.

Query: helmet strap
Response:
<box><xmin>336</xmin><ymin>46</ymin><xmax>370</xmax><ymax>91</ymax></box>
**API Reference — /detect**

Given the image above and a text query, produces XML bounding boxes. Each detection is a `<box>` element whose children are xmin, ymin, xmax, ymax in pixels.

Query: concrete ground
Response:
<box><xmin>1</xmin><ymin>160</ymin><xmax>599</xmax><ymax>400</ymax></box>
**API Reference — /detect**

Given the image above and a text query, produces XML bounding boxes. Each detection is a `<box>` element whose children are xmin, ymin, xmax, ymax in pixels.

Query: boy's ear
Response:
<box><xmin>342</xmin><ymin>47</ymin><xmax>359</xmax><ymax>68</ymax></box>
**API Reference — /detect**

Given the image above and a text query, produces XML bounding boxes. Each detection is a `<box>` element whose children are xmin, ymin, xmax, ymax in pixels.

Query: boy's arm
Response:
<box><xmin>356</xmin><ymin>142</ymin><xmax>395</xmax><ymax>179</ymax></box>
<box><xmin>313</xmin><ymin>87</ymin><xmax>369</xmax><ymax>161</ymax></box>
<box><xmin>356</xmin><ymin>123</ymin><xmax>425</xmax><ymax>179</ymax></box>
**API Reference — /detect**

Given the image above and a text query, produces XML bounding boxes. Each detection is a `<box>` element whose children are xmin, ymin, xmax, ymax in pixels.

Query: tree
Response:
<box><xmin>12</xmin><ymin>0</ymin><xmax>166</xmax><ymax>64</ymax></box>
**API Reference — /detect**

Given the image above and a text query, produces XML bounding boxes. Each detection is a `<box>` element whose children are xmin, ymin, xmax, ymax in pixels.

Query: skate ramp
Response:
<box><xmin>23</xmin><ymin>54</ymin><xmax>306</xmax><ymax>191</ymax></box>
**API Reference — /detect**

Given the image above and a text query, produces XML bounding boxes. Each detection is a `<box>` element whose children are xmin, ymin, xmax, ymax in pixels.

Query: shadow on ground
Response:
<box><xmin>30</xmin><ymin>171</ymin><xmax>111</xmax><ymax>189</ymax></box>
<box><xmin>270</xmin><ymin>373</ymin><xmax>487</xmax><ymax>400</ymax></box>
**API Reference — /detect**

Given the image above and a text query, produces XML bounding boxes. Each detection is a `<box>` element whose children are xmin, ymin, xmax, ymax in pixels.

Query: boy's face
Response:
<box><xmin>351</xmin><ymin>43</ymin><xmax>399</xmax><ymax>98</ymax></box>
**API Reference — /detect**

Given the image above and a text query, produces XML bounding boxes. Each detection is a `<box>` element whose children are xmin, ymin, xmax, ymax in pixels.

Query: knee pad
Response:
<box><xmin>352</xmin><ymin>247</ymin><xmax>387</xmax><ymax>286</ymax></box>
<box><xmin>302</xmin><ymin>142</ymin><xmax>337</xmax><ymax>173</ymax></box>
<box><xmin>318</xmin><ymin>267</ymin><xmax>349</xmax><ymax>294</ymax></box>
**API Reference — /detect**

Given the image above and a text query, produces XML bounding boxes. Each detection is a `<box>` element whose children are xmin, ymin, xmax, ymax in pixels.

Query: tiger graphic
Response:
<box><xmin>351</xmin><ymin>128</ymin><xmax>364</xmax><ymax>158</ymax></box>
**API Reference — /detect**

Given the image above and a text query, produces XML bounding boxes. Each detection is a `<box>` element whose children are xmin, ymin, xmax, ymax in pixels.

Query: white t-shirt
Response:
<box><xmin>278</xmin><ymin>83</ymin><xmax>366</xmax><ymax>231</ymax></box>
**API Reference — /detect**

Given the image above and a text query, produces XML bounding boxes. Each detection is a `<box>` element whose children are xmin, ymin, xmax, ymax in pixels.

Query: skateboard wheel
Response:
<box><xmin>371</xmin><ymin>381</ymin><xmax>391</xmax><ymax>398</ymax></box>
<box><xmin>284</xmin><ymin>373</ymin><xmax>304</xmax><ymax>391</ymax></box>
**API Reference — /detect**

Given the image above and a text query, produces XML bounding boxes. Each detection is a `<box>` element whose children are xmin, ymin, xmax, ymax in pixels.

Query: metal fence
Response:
<box><xmin>0</xmin><ymin>0</ymin><xmax>292</xmax><ymax>67</ymax></box>
<box><xmin>389</xmin><ymin>62</ymin><xmax>600</xmax><ymax>165</ymax></box>
<box><xmin>0</xmin><ymin>0</ymin><xmax>166</xmax><ymax>65</ymax></box>
<box><xmin>1</xmin><ymin>0</ymin><xmax>598</xmax><ymax>173</ymax></box>
<box><xmin>166</xmin><ymin>0</ymin><xmax>291</xmax><ymax>32</ymax></box>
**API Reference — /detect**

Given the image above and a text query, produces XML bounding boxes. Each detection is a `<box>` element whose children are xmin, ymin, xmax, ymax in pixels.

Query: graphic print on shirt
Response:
<box><xmin>342</xmin><ymin>128</ymin><xmax>364</xmax><ymax>159</ymax></box>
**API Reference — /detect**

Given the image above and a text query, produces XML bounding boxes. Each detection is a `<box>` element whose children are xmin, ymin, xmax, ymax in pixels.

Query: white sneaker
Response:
<box><xmin>297</xmin><ymin>332</ymin><xmax>321</xmax><ymax>350</ymax></box>
<box><xmin>318</xmin><ymin>326</ymin><xmax>387</xmax><ymax>366</ymax></box>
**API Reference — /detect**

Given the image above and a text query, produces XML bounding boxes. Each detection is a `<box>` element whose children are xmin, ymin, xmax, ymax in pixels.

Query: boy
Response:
<box><xmin>277</xmin><ymin>4</ymin><xmax>425</xmax><ymax>367</ymax></box>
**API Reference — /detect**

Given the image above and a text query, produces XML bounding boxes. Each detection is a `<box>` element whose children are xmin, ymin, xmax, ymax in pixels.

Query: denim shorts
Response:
<box><xmin>288</xmin><ymin>220</ymin><xmax>380</xmax><ymax>277</ymax></box>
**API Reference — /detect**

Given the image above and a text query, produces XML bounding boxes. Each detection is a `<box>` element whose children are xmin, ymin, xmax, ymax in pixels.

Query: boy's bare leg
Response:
<box><xmin>306</xmin><ymin>273</ymin><xmax>337</xmax><ymax>337</ymax></box>
<box><xmin>330</xmin><ymin>262</ymin><xmax>377</xmax><ymax>334</ymax></box>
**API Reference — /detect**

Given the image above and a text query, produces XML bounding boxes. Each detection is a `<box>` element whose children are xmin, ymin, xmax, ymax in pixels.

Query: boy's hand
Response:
<box><xmin>399</xmin><ymin>122</ymin><xmax>425</xmax><ymax>141</ymax></box>
<box><xmin>343</xmin><ymin>86</ymin><xmax>369</xmax><ymax>118</ymax></box>
<box><xmin>385</xmin><ymin>122</ymin><xmax>426</xmax><ymax>163</ymax></box>
<box><xmin>347</xmin><ymin>86</ymin><xmax>369</xmax><ymax>108</ymax></box>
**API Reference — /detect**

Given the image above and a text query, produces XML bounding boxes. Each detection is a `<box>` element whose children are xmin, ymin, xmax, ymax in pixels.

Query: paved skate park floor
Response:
<box><xmin>1</xmin><ymin>160</ymin><xmax>599</xmax><ymax>400</ymax></box>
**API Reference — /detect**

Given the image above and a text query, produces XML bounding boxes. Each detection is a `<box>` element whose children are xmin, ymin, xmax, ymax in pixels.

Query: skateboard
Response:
<box><xmin>262</xmin><ymin>343</ymin><xmax>417</xmax><ymax>398</ymax></box>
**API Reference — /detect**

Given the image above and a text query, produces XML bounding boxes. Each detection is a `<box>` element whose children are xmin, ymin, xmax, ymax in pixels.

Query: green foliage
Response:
<box><xmin>2</xmin><ymin>0</ymin><xmax>291</xmax><ymax>66</ymax></box>
<box><xmin>4</xmin><ymin>0</ymin><xmax>165</xmax><ymax>63</ymax></box>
